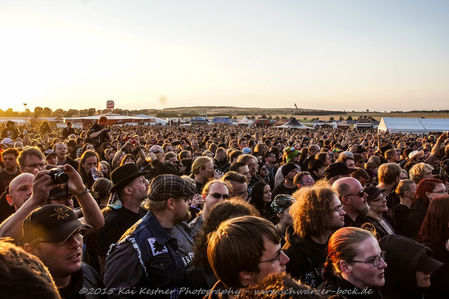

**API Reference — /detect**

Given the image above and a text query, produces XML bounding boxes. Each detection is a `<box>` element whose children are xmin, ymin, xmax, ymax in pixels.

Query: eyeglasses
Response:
<box><xmin>346</xmin><ymin>188</ymin><xmax>365</xmax><ymax>198</ymax></box>
<box><xmin>349</xmin><ymin>251</ymin><xmax>386</xmax><ymax>267</ymax></box>
<box><xmin>210</xmin><ymin>193</ymin><xmax>230</xmax><ymax>200</ymax></box>
<box><xmin>260</xmin><ymin>249</ymin><xmax>284</xmax><ymax>264</ymax></box>
<box><xmin>332</xmin><ymin>205</ymin><xmax>345</xmax><ymax>212</ymax></box>
<box><xmin>24</xmin><ymin>163</ymin><xmax>45</xmax><ymax>169</ymax></box>
<box><xmin>303</xmin><ymin>178</ymin><xmax>315</xmax><ymax>184</ymax></box>
<box><xmin>36</xmin><ymin>227</ymin><xmax>86</xmax><ymax>245</ymax></box>
<box><xmin>431</xmin><ymin>189</ymin><xmax>447</xmax><ymax>194</ymax></box>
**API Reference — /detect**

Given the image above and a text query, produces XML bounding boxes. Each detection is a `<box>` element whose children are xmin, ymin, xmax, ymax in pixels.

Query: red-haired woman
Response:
<box><xmin>417</xmin><ymin>195</ymin><xmax>449</xmax><ymax>298</ymax></box>
<box><xmin>405</xmin><ymin>178</ymin><xmax>446</xmax><ymax>238</ymax></box>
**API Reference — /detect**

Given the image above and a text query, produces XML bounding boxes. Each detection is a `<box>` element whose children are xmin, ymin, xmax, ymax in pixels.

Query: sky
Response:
<box><xmin>0</xmin><ymin>0</ymin><xmax>448</xmax><ymax>112</ymax></box>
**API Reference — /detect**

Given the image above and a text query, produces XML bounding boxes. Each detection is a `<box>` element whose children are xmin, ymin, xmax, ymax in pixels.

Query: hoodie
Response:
<box><xmin>282</xmin><ymin>225</ymin><xmax>327</xmax><ymax>288</ymax></box>
<box><xmin>380</xmin><ymin>235</ymin><xmax>437</xmax><ymax>299</ymax></box>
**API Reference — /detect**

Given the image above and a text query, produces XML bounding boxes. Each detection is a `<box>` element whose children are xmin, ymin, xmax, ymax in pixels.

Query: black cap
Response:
<box><xmin>22</xmin><ymin>204</ymin><xmax>91</xmax><ymax>244</ymax></box>
<box><xmin>364</xmin><ymin>186</ymin><xmax>384</xmax><ymax>202</ymax></box>
<box><xmin>282</xmin><ymin>162</ymin><xmax>299</xmax><ymax>177</ymax></box>
<box><xmin>324</xmin><ymin>162</ymin><xmax>352</xmax><ymax>180</ymax></box>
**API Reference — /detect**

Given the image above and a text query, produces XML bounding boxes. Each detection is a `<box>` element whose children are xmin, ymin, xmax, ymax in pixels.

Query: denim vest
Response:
<box><xmin>123</xmin><ymin>212</ymin><xmax>186</xmax><ymax>297</ymax></box>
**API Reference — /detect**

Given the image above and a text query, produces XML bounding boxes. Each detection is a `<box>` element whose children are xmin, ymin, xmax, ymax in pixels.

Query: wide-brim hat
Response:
<box><xmin>110</xmin><ymin>163</ymin><xmax>149</xmax><ymax>193</ymax></box>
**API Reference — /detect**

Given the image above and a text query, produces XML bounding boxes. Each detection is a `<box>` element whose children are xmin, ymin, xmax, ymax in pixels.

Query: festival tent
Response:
<box><xmin>190</xmin><ymin>117</ymin><xmax>211</xmax><ymax>124</ymax></box>
<box><xmin>277</xmin><ymin>117</ymin><xmax>312</xmax><ymax>129</ymax></box>
<box><xmin>134</xmin><ymin>114</ymin><xmax>167</xmax><ymax>125</ymax></box>
<box><xmin>63</xmin><ymin>114</ymin><xmax>167</xmax><ymax>128</ymax></box>
<box><xmin>378</xmin><ymin>117</ymin><xmax>449</xmax><ymax>134</ymax></box>
<box><xmin>236</xmin><ymin>116</ymin><xmax>254</xmax><ymax>127</ymax></box>
<box><xmin>212</xmin><ymin>117</ymin><xmax>233</xmax><ymax>124</ymax></box>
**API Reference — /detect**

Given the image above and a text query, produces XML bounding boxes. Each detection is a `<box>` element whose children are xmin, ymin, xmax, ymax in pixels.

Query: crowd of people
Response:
<box><xmin>0</xmin><ymin>117</ymin><xmax>449</xmax><ymax>298</ymax></box>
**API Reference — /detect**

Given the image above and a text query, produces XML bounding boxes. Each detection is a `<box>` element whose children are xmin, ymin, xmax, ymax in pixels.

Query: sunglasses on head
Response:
<box><xmin>210</xmin><ymin>193</ymin><xmax>230</xmax><ymax>200</ymax></box>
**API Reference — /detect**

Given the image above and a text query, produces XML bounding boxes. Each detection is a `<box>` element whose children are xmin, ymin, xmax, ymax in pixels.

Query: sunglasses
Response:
<box><xmin>210</xmin><ymin>193</ymin><xmax>230</xmax><ymax>200</ymax></box>
<box><xmin>347</xmin><ymin>188</ymin><xmax>365</xmax><ymax>198</ymax></box>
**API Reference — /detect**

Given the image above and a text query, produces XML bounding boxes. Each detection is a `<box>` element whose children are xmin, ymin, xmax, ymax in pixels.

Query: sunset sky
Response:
<box><xmin>1</xmin><ymin>0</ymin><xmax>448</xmax><ymax>112</ymax></box>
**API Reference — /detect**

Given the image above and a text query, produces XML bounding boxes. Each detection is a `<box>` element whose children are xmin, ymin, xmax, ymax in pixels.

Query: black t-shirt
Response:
<box><xmin>283</xmin><ymin>232</ymin><xmax>327</xmax><ymax>288</ymax></box>
<box><xmin>58</xmin><ymin>156</ymin><xmax>79</xmax><ymax>171</ymax></box>
<box><xmin>0</xmin><ymin>169</ymin><xmax>21</xmax><ymax>194</ymax></box>
<box><xmin>87</xmin><ymin>123</ymin><xmax>109</xmax><ymax>147</ymax></box>
<box><xmin>271</xmin><ymin>183</ymin><xmax>297</xmax><ymax>199</ymax></box>
<box><xmin>195</xmin><ymin>180</ymin><xmax>205</xmax><ymax>194</ymax></box>
<box><xmin>62</xmin><ymin>127</ymin><xmax>76</xmax><ymax>138</ymax></box>
<box><xmin>59</xmin><ymin>267</ymin><xmax>84</xmax><ymax>299</ymax></box>
<box><xmin>0</xmin><ymin>191</ymin><xmax>15</xmax><ymax>223</ymax></box>
<box><xmin>96</xmin><ymin>207</ymin><xmax>143</xmax><ymax>256</ymax></box>
<box><xmin>394</xmin><ymin>204</ymin><xmax>410</xmax><ymax>236</ymax></box>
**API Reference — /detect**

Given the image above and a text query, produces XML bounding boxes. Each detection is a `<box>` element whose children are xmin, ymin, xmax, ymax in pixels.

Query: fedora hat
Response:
<box><xmin>110</xmin><ymin>164</ymin><xmax>148</xmax><ymax>193</ymax></box>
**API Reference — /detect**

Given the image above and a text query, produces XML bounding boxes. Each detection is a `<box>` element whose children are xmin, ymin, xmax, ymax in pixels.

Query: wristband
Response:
<box><xmin>75</xmin><ymin>187</ymin><xmax>90</xmax><ymax>197</ymax></box>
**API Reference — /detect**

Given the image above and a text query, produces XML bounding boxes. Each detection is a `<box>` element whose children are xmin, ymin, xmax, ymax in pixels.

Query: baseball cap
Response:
<box><xmin>22</xmin><ymin>204</ymin><xmax>91</xmax><ymax>244</ymax></box>
<box><xmin>242</xmin><ymin>147</ymin><xmax>252</xmax><ymax>154</ymax></box>
<box><xmin>364</xmin><ymin>186</ymin><xmax>384</xmax><ymax>202</ymax></box>
<box><xmin>150</xmin><ymin>145</ymin><xmax>164</xmax><ymax>154</ymax></box>
<box><xmin>1</xmin><ymin>138</ymin><xmax>13</xmax><ymax>146</ymax></box>
<box><xmin>44</xmin><ymin>149</ymin><xmax>57</xmax><ymax>159</ymax></box>
<box><xmin>271</xmin><ymin>194</ymin><xmax>295</xmax><ymax>214</ymax></box>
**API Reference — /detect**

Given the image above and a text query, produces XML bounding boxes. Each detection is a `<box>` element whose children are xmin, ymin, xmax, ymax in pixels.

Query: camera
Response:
<box><xmin>49</xmin><ymin>168</ymin><xmax>69</xmax><ymax>184</ymax></box>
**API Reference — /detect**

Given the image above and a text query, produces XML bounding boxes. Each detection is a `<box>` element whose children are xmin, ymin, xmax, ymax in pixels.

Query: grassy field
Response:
<box><xmin>158</xmin><ymin>106</ymin><xmax>449</xmax><ymax>121</ymax></box>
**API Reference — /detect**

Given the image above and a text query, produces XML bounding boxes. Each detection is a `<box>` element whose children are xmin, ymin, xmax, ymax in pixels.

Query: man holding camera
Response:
<box><xmin>0</xmin><ymin>164</ymin><xmax>104</xmax><ymax>243</ymax></box>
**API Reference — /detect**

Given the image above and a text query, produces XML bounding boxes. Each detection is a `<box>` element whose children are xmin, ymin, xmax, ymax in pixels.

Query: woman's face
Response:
<box><xmin>346</xmin><ymin>237</ymin><xmax>387</xmax><ymax>289</ymax></box>
<box><xmin>125</xmin><ymin>156</ymin><xmax>135</xmax><ymax>164</ymax></box>
<box><xmin>263</xmin><ymin>185</ymin><xmax>272</xmax><ymax>203</ymax></box>
<box><xmin>368</xmin><ymin>193</ymin><xmax>388</xmax><ymax>214</ymax></box>
<box><xmin>416</xmin><ymin>271</ymin><xmax>432</xmax><ymax>288</ymax></box>
<box><xmin>259</xmin><ymin>165</ymin><xmax>269</xmax><ymax>177</ymax></box>
<box><xmin>86</xmin><ymin>144</ymin><xmax>95</xmax><ymax>151</ymax></box>
<box><xmin>100</xmin><ymin>163</ymin><xmax>109</xmax><ymax>174</ymax></box>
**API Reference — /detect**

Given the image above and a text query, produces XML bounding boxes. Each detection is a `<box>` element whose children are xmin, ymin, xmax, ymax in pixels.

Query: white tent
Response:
<box><xmin>236</xmin><ymin>116</ymin><xmax>254</xmax><ymax>127</ymax></box>
<box><xmin>378</xmin><ymin>117</ymin><xmax>449</xmax><ymax>134</ymax></box>
<box><xmin>134</xmin><ymin>114</ymin><xmax>167</xmax><ymax>125</ymax></box>
<box><xmin>277</xmin><ymin>117</ymin><xmax>312</xmax><ymax>129</ymax></box>
<box><xmin>64</xmin><ymin>114</ymin><xmax>167</xmax><ymax>125</ymax></box>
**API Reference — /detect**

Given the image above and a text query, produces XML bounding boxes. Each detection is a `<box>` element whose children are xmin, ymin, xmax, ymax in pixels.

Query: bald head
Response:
<box><xmin>7</xmin><ymin>173</ymin><xmax>34</xmax><ymax>210</ymax></box>
<box><xmin>332</xmin><ymin>177</ymin><xmax>368</xmax><ymax>219</ymax></box>
<box><xmin>332</xmin><ymin>177</ymin><xmax>362</xmax><ymax>198</ymax></box>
